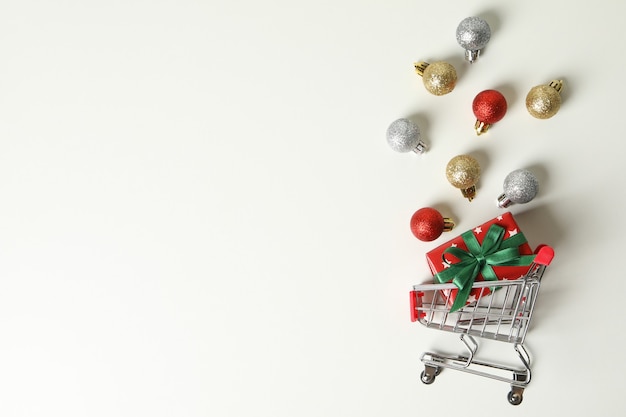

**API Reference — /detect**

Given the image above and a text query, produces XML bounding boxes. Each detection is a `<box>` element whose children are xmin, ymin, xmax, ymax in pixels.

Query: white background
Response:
<box><xmin>0</xmin><ymin>0</ymin><xmax>622</xmax><ymax>415</ymax></box>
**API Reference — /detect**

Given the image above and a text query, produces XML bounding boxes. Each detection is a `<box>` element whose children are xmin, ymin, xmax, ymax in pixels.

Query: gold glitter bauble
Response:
<box><xmin>526</xmin><ymin>81</ymin><xmax>563</xmax><ymax>119</ymax></box>
<box><xmin>415</xmin><ymin>61</ymin><xmax>457</xmax><ymax>96</ymax></box>
<box><xmin>446</xmin><ymin>155</ymin><xmax>481</xmax><ymax>189</ymax></box>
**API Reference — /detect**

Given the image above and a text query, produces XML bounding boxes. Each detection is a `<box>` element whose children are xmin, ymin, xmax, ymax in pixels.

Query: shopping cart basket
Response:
<box><xmin>409</xmin><ymin>244</ymin><xmax>554</xmax><ymax>405</ymax></box>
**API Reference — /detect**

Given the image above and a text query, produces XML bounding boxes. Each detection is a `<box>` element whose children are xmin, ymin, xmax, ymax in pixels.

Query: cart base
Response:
<box><xmin>419</xmin><ymin>336</ymin><xmax>531</xmax><ymax>405</ymax></box>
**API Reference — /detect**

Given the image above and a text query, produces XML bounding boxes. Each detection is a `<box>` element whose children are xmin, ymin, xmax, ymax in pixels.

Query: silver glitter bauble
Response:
<box><xmin>456</xmin><ymin>17</ymin><xmax>491</xmax><ymax>63</ymax></box>
<box><xmin>386</xmin><ymin>118</ymin><xmax>426</xmax><ymax>154</ymax></box>
<box><xmin>497</xmin><ymin>169</ymin><xmax>539</xmax><ymax>208</ymax></box>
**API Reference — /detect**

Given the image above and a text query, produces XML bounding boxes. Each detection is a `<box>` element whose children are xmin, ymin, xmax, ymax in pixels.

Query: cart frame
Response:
<box><xmin>409</xmin><ymin>245</ymin><xmax>554</xmax><ymax>405</ymax></box>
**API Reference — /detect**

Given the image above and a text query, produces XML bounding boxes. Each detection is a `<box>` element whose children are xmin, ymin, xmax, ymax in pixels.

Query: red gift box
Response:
<box><xmin>426</xmin><ymin>212</ymin><xmax>536</xmax><ymax>311</ymax></box>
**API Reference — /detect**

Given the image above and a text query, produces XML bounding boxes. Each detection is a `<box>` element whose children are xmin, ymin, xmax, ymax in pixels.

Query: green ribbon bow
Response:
<box><xmin>435</xmin><ymin>223</ymin><xmax>536</xmax><ymax>312</ymax></box>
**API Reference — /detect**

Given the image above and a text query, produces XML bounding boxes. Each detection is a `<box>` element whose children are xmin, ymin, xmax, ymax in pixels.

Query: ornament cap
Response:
<box><xmin>497</xmin><ymin>193</ymin><xmax>512</xmax><ymax>208</ymax></box>
<box><xmin>414</xmin><ymin>61</ymin><xmax>429</xmax><ymax>77</ymax></box>
<box><xmin>465</xmin><ymin>49</ymin><xmax>480</xmax><ymax>63</ymax></box>
<box><xmin>549</xmin><ymin>79</ymin><xmax>564</xmax><ymax>93</ymax></box>
<box><xmin>443</xmin><ymin>217</ymin><xmax>455</xmax><ymax>232</ymax></box>
<box><xmin>461</xmin><ymin>186</ymin><xmax>477</xmax><ymax>202</ymax></box>
<box><xmin>413</xmin><ymin>140</ymin><xmax>427</xmax><ymax>154</ymax></box>
<box><xmin>474</xmin><ymin>120</ymin><xmax>490</xmax><ymax>135</ymax></box>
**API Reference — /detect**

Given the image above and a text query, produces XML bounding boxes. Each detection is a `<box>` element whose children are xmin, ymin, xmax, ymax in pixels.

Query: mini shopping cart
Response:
<box><xmin>409</xmin><ymin>245</ymin><xmax>555</xmax><ymax>405</ymax></box>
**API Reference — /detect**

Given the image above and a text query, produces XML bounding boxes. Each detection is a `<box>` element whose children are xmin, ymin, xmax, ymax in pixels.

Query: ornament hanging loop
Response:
<box><xmin>474</xmin><ymin>120</ymin><xmax>490</xmax><ymax>135</ymax></box>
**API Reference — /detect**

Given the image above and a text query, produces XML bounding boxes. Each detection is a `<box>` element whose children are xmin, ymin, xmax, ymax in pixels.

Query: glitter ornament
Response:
<box><xmin>472</xmin><ymin>89</ymin><xmax>507</xmax><ymax>135</ymax></box>
<box><xmin>386</xmin><ymin>118</ymin><xmax>426</xmax><ymax>154</ymax></box>
<box><xmin>456</xmin><ymin>17</ymin><xmax>491</xmax><ymax>63</ymax></box>
<box><xmin>410</xmin><ymin>208</ymin><xmax>455</xmax><ymax>242</ymax></box>
<box><xmin>497</xmin><ymin>169</ymin><xmax>539</xmax><ymax>208</ymax></box>
<box><xmin>414</xmin><ymin>61</ymin><xmax>457</xmax><ymax>96</ymax></box>
<box><xmin>446</xmin><ymin>154</ymin><xmax>481</xmax><ymax>201</ymax></box>
<box><xmin>526</xmin><ymin>80</ymin><xmax>563</xmax><ymax>119</ymax></box>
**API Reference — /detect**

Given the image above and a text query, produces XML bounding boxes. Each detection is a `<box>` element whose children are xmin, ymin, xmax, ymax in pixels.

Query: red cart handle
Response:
<box><xmin>534</xmin><ymin>244</ymin><xmax>555</xmax><ymax>266</ymax></box>
<box><xmin>410</xmin><ymin>291</ymin><xmax>424</xmax><ymax>322</ymax></box>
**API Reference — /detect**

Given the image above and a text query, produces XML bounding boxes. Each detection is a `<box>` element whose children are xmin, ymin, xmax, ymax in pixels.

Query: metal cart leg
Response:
<box><xmin>507</xmin><ymin>343</ymin><xmax>531</xmax><ymax>405</ymax></box>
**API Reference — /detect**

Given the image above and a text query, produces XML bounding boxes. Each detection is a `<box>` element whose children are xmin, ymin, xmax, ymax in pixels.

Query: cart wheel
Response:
<box><xmin>420</xmin><ymin>369</ymin><xmax>436</xmax><ymax>385</ymax></box>
<box><xmin>507</xmin><ymin>390</ymin><xmax>523</xmax><ymax>405</ymax></box>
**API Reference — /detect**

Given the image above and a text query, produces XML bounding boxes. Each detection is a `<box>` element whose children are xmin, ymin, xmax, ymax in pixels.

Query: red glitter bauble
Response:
<box><xmin>410</xmin><ymin>208</ymin><xmax>444</xmax><ymax>242</ymax></box>
<box><xmin>472</xmin><ymin>90</ymin><xmax>507</xmax><ymax>124</ymax></box>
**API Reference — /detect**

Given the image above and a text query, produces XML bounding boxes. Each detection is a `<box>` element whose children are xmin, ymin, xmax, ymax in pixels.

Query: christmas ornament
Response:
<box><xmin>414</xmin><ymin>61</ymin><xmax>457</xmax><ymax>96</ymax></box>
<box><xmin>497</xmin><ymin>169</ymin><xmax>539</xmax><ymax>208</ymax></box>
<box><xmin>472</xmin><ymin>89</ymin><xmax>507</xmax><ymax>135</ymax></box>
<box><xmin>526</xmin><ymin>80</ymin><xmax>563</xmax><ymax>119</ymax></box>
<box><xmin>386</xmin><ymin>118</ymin><xmax>426</xmax><ymax>154</ymax></box>
<box><xmin>456</xmin><ymin>16</ymin><xmax>491</xmax><ymax>63</ymax></box>
<box><xmin>446</xmin><ymin>154</ymin><xmax>481</xmax><ymax>201</ymax></box>
<box><xmin>410</xmin><ymin>207</ymin><xmax>455</xmax><ymax>242</ymax></box>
